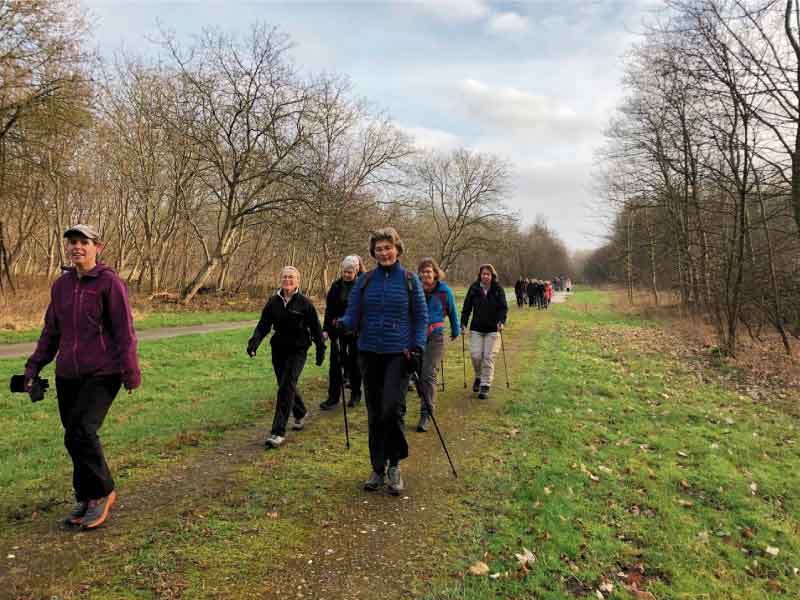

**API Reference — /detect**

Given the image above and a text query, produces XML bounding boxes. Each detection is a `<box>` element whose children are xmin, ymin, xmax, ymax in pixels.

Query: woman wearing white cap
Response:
<box><xmin>320</xmin><ymin>255</ymin><xmax>365</xmax><ymax>410</ymax></box>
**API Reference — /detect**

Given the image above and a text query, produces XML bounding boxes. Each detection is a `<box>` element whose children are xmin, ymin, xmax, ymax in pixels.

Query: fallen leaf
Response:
<box><xmin>469</xmin><ymin>561</ymin><xmax>490</xmax><ymax>576</ymax></box>
<box><xmin>598</xmin><ymin>579</ymin><xmax>614</xmax><ymax>593</ymax></box>
<box><xmin>765</xmin><ymin>546</ymin><xmax>780</xmax><ymax>557</ymax></box>
<box><xmin>514</xmin><ymin>547</ymin><xmax>536</xmax><ymax>569</ymax></box>
<box><xmin>749</xmin><ymin>482</ymin><xmax>758</xmax><ymax>495</ymax></box>
<box><xmin>679</xmin><ymin>479</ymin><xmax>690</xmax><ymax>490</ymax></box>
<box><xmin>544</xmin><ymin>486</ymin><xmax>552</xmax><ymax>495</ymax></box>
<box><xmin>677</xmin><ymin>451</ymin><xmax>689</xmax><ymax>458</ymax></box>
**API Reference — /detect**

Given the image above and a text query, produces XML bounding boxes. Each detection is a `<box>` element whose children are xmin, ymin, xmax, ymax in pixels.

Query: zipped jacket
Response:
<box><xmin>250</xmin><ymin>290</ymin><xmax>324</xmax><ymax>352</ymax></box>
<box><xmin>425</xmin><ymin>281</ymin><xmax>460</xmax><ymax>338</ymax></box>
<box><xmin>25</xmin><ymin>263</ymin><xmax>141</xmax><ymax>388</ymax></box>
<box><xmin>461</xmin><ymin>278</ymin><xmax>508</xmax><ymax>334</ymax></box>
<box><xmin>323</xmin><ymin>277</ymin><xmax>359</xmax><ymax>339</ymax></box>
<box><xmin>340</xmin><ymin>262</ymin><xmax>427</xmax><ymax>353</ymax></box>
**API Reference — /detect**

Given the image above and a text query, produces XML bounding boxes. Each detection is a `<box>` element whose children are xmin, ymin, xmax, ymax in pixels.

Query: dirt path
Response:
<box><xmin>0</xmin><ymin>299</ymin><xmax>564</xmax><ymax>599</ymax></box>
<box><xmin>0</xmin><ymin>321</ymin><xmax>257</xmax><ymax>359</ymax></box>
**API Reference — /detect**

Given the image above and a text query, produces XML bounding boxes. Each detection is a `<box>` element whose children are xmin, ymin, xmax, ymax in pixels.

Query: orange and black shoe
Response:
<box><xmin>81</xmin><ymin>490</ymin><xmax>117</xmax><ymax>530</ymax></box>
<box><xmin>64</xmin><ymin>500</ymin><xmax>88</xmax><ymax>526</ymax></box>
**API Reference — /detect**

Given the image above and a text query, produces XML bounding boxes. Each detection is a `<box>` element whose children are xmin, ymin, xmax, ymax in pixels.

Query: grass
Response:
<box><xmin>0</xmin><ymin>327</ymin><xmax>277</xmax><ymax>520</ymax></box>
<box><xmin>422</xmin><ymin>291</ymin><xmax>799</xmax><ymax>599</ymax></box>
<box><xmin>0</xmin><ymin>310</ymin><xmax>259</xmax><ymax>344</ymax></box>
<box><xmin>3</xmin><ymin>288</ymin><xmax>795</xmax><ymax>599</ymax></box>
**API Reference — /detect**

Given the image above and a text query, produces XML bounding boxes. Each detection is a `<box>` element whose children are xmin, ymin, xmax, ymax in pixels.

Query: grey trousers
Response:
<box><xmin>418</xmin><ymin>330</ymin><xmax>445</xmax><ymax>415</ymax></box>
<box><xmin>469</xmin><ymin>331</ymin><xmax>501</xmax><ymax>387</ymax></box>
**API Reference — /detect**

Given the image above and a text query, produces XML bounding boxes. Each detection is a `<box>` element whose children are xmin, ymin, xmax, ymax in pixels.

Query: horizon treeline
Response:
<box><xmin>0</xmin><ymin>0</ymin><xmax>573</xmax><ymax>304</ymax></box>
<box><xmin>587</xmin><ymin>0</ymin><xmax>800</xmax><ymax>356</ymax></box>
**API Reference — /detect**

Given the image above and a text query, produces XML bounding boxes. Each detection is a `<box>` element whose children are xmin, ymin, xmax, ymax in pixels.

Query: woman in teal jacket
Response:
<box><xmin>415</xmin><ymin>257</ymin><xmax>459</xmax><ymax>433</ymax></box>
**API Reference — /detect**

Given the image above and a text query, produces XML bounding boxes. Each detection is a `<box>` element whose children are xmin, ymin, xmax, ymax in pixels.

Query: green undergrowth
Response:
<box><xmin>0</xmin><ymin>310</ymin><xmax>258</xmax><ymax>344</ymax></box>
<box><xmin>424</xmin><ymin>291</ymin><xmax>799</xmax><ymax>599</ymax></box>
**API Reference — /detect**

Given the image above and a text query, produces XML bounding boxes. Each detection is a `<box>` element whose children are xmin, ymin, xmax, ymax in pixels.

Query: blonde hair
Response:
<box><xmin>280</xmin><ymin>266</ymin><xmax>300</xmax><ymax>279</ymax></box>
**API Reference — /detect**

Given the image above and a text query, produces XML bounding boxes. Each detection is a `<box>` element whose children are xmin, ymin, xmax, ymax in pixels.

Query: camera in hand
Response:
<box><xmin>9</xmin><ymin>375</ymin><xmax>50</xmax><ymax>402</ymax></box>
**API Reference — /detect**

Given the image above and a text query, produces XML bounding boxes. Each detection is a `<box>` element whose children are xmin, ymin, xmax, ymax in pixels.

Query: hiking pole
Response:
<box><xmin>337</xmin><ymin>337</ymin><xmax>350</xmax><ymax>450</ymax></box>
<box><xmin>499</xmin><ymin>329</ymin><xmax>510</xmax><ymax>388</ymax></box>
<box><xmin>440</xmin><ymin>358</ymin><xmax>446</xmax><ymax>392</ymax></box>
<box><xmin>461</xmin><ymin>333</ymin><xmax>467</xmax><ymax>389</ymax></box>
<box><xmin>411</xmin><ymin>370</ymin><xmax>458</xmax><ymax>478</ymax></box>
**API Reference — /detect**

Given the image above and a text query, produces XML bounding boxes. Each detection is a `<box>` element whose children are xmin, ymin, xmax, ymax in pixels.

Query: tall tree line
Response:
<box><xmin>589</xmin><ymin>0</ymin><xmax>800</xmax><ymax>355</ymax></box>
<box><xmin>1</xmin><ymin>3</ymin><xmax>576</xmax><ymax>303</ymax></box>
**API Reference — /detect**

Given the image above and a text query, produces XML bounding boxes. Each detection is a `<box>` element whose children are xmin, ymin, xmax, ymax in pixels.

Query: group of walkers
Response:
<box><xmin>21</xmin><ymin>224</ymin><xmax>510</xmax><ymax>530</ymax></box>
<box><xmin>512</xmin><ymin>275</ymin><xmax>571</xmax><ymax>310</ymax></box>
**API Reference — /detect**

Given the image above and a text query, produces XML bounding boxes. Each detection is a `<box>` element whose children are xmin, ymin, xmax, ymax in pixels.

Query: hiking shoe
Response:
<box><xmin>319</xmin><ymin>399</ymin><xmax>339</xmax><ymax>411</ymax></box>
<box><xmin>472</xmin><ymin>378</ymin><xmax>481</xmax><ymax>393</ymax></box>
<box><xmin>81</xmin><ymin>490</ymin><xmax>116</xmax><ymax>530</ymax></box>
<box><xmin>292</xmin><ymin>416</ymin><xmax>306</xmax><ymax>431</ymax></box>
<box><xmin>64</xmin><ymin>500</ymin><xmax>88</xmax><ymax>526</ymax></box>
<box><xmin>416</xmin><ymin>413</ymin><xmax>430</xmax><ymax>433</ymax></box>
<box><xmin>347</xmin><ymin>393</ymin><xmax>360</xmax><ymax>408</ymax></box>
<box><xmin>363</xmin><ymin>471</ymin><xmax>385</xmax><ymax>492</ymax></box>
<box><xmin>478</xmin><ymin>385</ymin><xmax>490</xmax><ymax>400</ymax></box>
<box><xmin>264</xmin><ymin>434</ymin><xmax>285</xmax><ymax>449</ymax></box>
<box><xmin>387</xmin><ymin>466</ymin><xmax>404</xmax><ymax>496</ymax></box>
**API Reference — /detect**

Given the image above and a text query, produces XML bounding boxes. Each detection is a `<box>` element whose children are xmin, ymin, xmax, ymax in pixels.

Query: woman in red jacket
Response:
<box><xmin>544</xmin><ymin>280</ymin><xmax>553</xmax><ymax>309</ymax></box>
<box><xmin>25</xmin><ymin>224</ymin><xmax>140</xmax><ymax>530</ymax></box>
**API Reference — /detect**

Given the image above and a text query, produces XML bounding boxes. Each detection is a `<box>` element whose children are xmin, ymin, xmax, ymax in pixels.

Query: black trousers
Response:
<box><xmin>358</xmin><ymin>352</ymin><xmax>410</xmax><ymax>475</ymax></box>
<box><xmin>527</xmin><ymin>293</ymin><xmax>536</xmax><ymax>308</ymax></box>
<box><xmin>515</xmin><ymin>293</ymin><xmax>524</xmax><ymax>307</ymax></box>
<box><xmin>270</xmin><ymin>346</ymin><xmax>308</xmax><ymax>436</ymax></box>
<box><xmin>328</xmin><ymin>335</ymin><xmax>362</xmax><ymax>403</ymax></box>
<box><xmin>56</xmin><ymin>375</ymin><xmax>121</xmax><ymax>501</ymax></box>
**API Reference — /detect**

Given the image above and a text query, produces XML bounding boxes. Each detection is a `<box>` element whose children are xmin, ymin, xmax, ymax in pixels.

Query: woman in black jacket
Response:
<box><xmin>247</xmin><ymin>266</ymin><xmax>326</xmax><ymax>449</ymax></box>
<box><xmin>320</xmin><ymin>255</ymin><xmax>364</xmax><ymax>410</ymax></box>
<box><xmin>460</xmin><ymin>264</ymin><xmax>508</xmax><ymax>399</ymax></box>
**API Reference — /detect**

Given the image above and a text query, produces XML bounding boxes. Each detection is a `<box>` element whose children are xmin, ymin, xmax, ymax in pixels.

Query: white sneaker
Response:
<box><xmin>292</xmin><ymin>416</ymin><xmax>305</xmax><ymax>431</ymax></box>
<box><xmin>264</xmin><ymin>434</ymin><xmax>285</xmax><ymax>449</ymax></box>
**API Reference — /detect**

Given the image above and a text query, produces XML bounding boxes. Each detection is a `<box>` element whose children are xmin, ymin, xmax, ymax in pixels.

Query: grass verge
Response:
<box><xmin>423</xmin><ymin>290</ymin><xmax>799</xmax><ymax>599</ymax></box>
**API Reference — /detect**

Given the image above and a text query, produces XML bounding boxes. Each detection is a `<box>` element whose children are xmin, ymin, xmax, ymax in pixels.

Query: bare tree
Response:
<box><xmin>406</xmin><ymin>148</ymin><xmax>515</xmax><ymax>271</ymax></box>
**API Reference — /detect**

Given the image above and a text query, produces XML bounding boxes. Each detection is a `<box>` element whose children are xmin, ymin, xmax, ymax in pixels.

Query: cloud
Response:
<box><xmin>486</xmin><ymin>11</ymin><xmax>529</xmax><ymax>34</ymax></box>
<box><xmin>416</xmin><ymin>0</ymin><xmax>490</xmax><ymax>23</ymax></box>
<box><xmin>398</xmin><ymin>124</ymin><xmax>463</xmax><ymax>152</ymax></box>
<box><xmin>509</xmin><ymin>161</ymin><xmax>607</xmax><ymax>249</ymax></box>
<box><xmin>456</xmin><ymin>79</ymin><xmax>596</xmax><ymax>144</ymax></box>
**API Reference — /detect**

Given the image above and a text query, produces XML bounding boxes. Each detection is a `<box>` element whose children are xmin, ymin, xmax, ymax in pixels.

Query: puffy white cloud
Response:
<box><xmin>415</xmin><ymin>0</ymin><xmax>490</xmax><ymax>23</ymax></box>
<box><xmin>456</xmin><ymin>78</ymin><xmax>597</xmax><ymax>145</ymax></box>
<box><xmin>486</xmin><ymin>11</ymin><xmax>529</xmax><ymax>34</ymax></box>
<box><xmin>398</xmin><ymin>124</ymin><xmax>463</xmax><ymax>152</ymax></box>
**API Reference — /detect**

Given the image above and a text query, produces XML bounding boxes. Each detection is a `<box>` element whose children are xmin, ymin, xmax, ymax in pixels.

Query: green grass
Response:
<box><xmin>0</xmin><ymin>311</ymin><xmax>259</xmax><ymax>344</ymax></box>
<box><xmin>423</xmin><ymin>290</ymin><xmax>799</xmax><ymax>599</ymax></box>
<box><xmin>0</xmin><ymin>327</ymin><xmax>283</xmax><ymax>520</ymax></box>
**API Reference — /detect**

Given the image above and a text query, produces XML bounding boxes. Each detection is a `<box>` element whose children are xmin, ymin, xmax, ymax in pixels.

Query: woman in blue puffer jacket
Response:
<box><xmin>338</xmin><ymin>228</ymin><xmax>427</xmax><ymax>496</ymax></box>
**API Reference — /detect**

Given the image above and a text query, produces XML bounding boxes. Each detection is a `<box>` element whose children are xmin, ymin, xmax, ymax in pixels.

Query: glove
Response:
<box><xmin>315</xmin><ymin>344</ymin><xmax>326</xmax><ymax>366</ymax></box>
<box><xmin>122</xmin><ymin>370</ymin><xmax>141</xmax><ymax>391</ymax></box>
<box><xmin>406</xmin><ymin>346</ymin><xmax>424</xmax><ymax>376</ymax></box>
<box><xmin>246</xmin><ymin>337</ymin><xmax>259</xmax><ymax>357</ymax></box>
<box><xmin>332</xmin><ymin>318</ymin><xmax>349</xmax><ymax>335</ymax></box>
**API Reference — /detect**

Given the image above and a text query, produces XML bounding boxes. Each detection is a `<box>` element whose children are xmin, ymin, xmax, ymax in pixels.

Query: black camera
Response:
<box><xmin>9</xmin><ymin>375</ymin><xmax>50</xmax><ymax>402</ymax></box>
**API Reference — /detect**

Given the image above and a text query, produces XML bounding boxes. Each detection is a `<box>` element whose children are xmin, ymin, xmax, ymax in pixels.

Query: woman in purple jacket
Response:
<box><xmin>24</xmin><ymin>224</ymin><xmax>140</xmax><ymax>530</ymax></box>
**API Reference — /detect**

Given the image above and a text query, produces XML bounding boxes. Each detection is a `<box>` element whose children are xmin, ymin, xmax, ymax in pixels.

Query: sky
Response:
<box><xmin>83</xmin><ymin>0</ymin><xmax>660</xmax><ymax>251</ymax></box>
